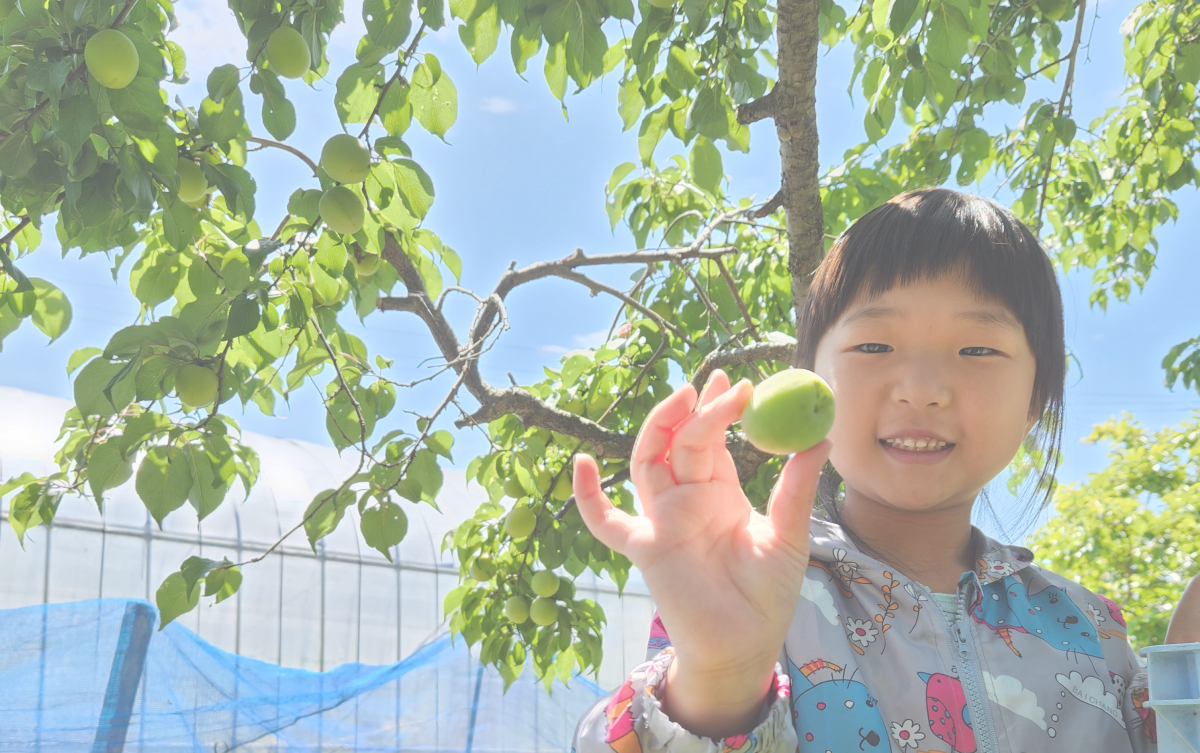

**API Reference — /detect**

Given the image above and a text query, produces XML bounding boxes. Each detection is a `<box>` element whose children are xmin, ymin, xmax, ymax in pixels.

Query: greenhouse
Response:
<box><xmin>0</xmin><ymin>386</ymin><xmax>656</xmax><ymax>751</ymax></box>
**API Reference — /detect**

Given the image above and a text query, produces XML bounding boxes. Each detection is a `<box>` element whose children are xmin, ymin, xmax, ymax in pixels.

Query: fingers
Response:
<box><xmin>630</xmin><ymin>381</ymin><xmax>699</xmax><ymax>496</ymax></box>
<box><xmin>572</xmin><ymin>454</ymin><xmax>637</xmax><ymax>555</ymax></box>
<box><xmin>669</xmin><ymin>378</ymin><xmax>753</xmax><ymax>485</ymax></box>
<box><xmin>767</xmin><ymin>439</ymin><xmax>833</xmax><ymax>546</ymax></box>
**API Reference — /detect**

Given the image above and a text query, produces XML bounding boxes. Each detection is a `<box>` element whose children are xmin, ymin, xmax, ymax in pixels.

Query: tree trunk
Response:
<box><xmin>773</xmin><ymin>0</ymin><xmax>824</xmax><ymax>360</ymax></box>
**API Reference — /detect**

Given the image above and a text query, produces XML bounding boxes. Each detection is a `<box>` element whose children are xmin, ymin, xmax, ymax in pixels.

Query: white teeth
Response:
<box><xmin>883</xmin><ymin>438</ymin><xmax>949</xmax><ymax>451</ymax></box>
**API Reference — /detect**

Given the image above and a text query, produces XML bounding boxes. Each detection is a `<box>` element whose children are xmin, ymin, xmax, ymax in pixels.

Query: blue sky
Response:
<box><xmin>2</xmin><ymin>0</ymin><xmax>1198</xmax><ymax>541</ymax></box>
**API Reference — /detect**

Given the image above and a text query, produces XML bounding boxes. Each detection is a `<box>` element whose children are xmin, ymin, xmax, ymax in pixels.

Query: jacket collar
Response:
<box><xmin>807</xmin><ymin>513</ymin><xmax>1037</xmax><ymax>591</ymax></box>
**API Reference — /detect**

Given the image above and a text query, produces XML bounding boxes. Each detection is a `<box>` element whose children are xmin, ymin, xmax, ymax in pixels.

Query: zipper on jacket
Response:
<box><xmin>915</xmin><ymin>578</ymin><xmax>1002</xmax><ymax>753</ymax></box>
<box><xmin>954</xmin><ymin>579</ymin><xmax>1001</xmax><ymax>753</ymax></box>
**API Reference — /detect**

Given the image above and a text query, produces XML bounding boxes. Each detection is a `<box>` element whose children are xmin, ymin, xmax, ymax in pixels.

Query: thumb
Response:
<box><xmin>572</xmin><ymin>454</ymin><xmax>637</xmax><ymax>556</ymax></box>
<box><xmin>767</xmin><ymin>439</ymin><xmax>832</xmax><ymax>549</ymax></box>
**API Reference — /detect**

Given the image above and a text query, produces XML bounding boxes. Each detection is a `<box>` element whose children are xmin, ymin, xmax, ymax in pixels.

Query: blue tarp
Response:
<box><xmin>0</xmin><ymin>599</ymin><xmax>608</xmax><ymax>752</ymax></box>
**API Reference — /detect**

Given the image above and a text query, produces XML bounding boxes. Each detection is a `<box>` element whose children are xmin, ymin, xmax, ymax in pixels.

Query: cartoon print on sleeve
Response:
<box><xmin>786</xmin><ymin>657</ymin><xmax>889</xmax><ymax>752</ymax></box>
<box><xmin>1094</xmin><ymin>594</ymin><xmax>1130</xmax><ymax>642</ymax></box>
<box><xmin>603</xmin><ymin>676</ymin><xmax>643</xmax><ymax>753</ymax></box>
<box><xmin>843</xmin><ymin>570</ymin><xmax>901</xmax><ymax>656</ymax></box>
<box><xmin>1130</xmin><ymin>687</ymin><xmax>1158</xmax><ymax>744</ymax></box>
<box><xmin>903</xmin><ymin>582</ymin><xmax>929</xmax><ymax>634</ymax></box>
<box><xmin>647</xmin><ymin>613</ymin><xmax>671</xmax><ymax>652</ymax></box>
<box><xmin>919</xmin><ymin>672</ymin><xmax>976</xmax><ymax>753</ymax></box>
<box><xmin>970</xmin><ymin>577</ymin><xmax>1104</xmax><ymax>660</ymax></box>
<box><xmin>810</xmin><ymin>549</ymin><xmax>872</xmax><ymax>598</ymax></box>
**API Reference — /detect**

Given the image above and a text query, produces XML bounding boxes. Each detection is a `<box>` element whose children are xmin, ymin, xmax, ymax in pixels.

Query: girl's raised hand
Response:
<box><xmin>572</xmin><ymin>369</ymin><xmax>831</xmax><ymax>736</ymax></box>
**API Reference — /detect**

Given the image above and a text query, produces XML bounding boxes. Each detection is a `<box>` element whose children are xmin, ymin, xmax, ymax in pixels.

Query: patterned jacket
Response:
<box><xmin>573</xmin><ymin>515</ymin><xmax>1157</xmax><ymax>753</ymax></box>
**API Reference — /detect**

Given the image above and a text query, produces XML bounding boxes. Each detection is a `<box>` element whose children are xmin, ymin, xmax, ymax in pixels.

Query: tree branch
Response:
<box><xmin>247</xmin><ymin>136</ymin><xmax>319</xmax><ymax>176</ymax></box>
<box><xmin>689</xmin><ymin>339</ymin><xmax>796</xmax><ymax>393</ymax></box>
<box><xmin>736</xmin><ymin>87</ymin><xmax>779</xmax><ymax>125</ymax></box>
<box><xmin>753</xmin><ymin>188</ymin><xmax>785</xmax><ymax>218</ymax></box>
<box><xmin>454</xmin><ymin>387</ymin><xmax>634</xmax><ymax>457</ymax></box>
<box><xmin>1035</xmin><ymin>0</ymin><xmax>1087</xmax><ymax>231</ymax></box>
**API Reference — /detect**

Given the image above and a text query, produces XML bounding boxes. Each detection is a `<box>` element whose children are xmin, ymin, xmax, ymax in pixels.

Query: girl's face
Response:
<box><xmin>812</xmin><ymin>273</ymin><xmax>1039</xmax><ymax>513</ymax></box>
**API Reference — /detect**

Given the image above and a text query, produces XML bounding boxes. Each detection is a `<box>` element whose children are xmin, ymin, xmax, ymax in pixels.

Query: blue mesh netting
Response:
<box><xmin>0</xmin><ymin>599</ymin><xmax>609</xmax><ymax>752</ymax></box>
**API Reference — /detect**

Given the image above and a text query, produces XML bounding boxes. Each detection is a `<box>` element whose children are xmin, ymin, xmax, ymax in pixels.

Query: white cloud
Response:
<box><xmin>1056</xmin><ymin>671</ymin><xmax>1124</xmax><ymax>728</ymax></box>
<box><xmin>481</xmin><ymin>97</ymin><xmax>517</xmax><ymax>115</ymax></box>
<box><xmin>331</xmin><ymin>0</ymin><xmax>367</xmax><ymax>52</ymax></box>
<box><xmin>540</xmin><ymin>329</ymin><xmax>610</xmax><ymax>354</ymax></box>
<box><xmin>540</xmin><ymin>344</ymin><xmax>570</xmax><ymax>354</ymax></box>
<box><xmin>984</xmin><ymin>672</ymin><xmax>1048</xmax><ymax>730</ymax></box>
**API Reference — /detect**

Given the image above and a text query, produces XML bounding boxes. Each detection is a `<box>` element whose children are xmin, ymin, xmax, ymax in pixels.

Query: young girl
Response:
<box><xmin>569</xmin><ymin>189</ymin><xmax>1198</xmax><ymax>753</ymax></box>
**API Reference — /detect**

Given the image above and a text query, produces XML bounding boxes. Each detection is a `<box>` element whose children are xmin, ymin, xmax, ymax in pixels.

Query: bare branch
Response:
<box><xmin>454</xmin><ymin>387</ymin><xmax>634</xmax><ymax>457</ymax></box>
<box><xmin>246</xmin><ymin>137</ymin><xmax>320</xmax><ymax>176</ymax></box>
<box><xmin>753</xmin><ymin>189</ymin><xmax>785</xmax><ymax>219</ymax></box>
<box><xmin>554</xmin><ymin>267</ymin><xmax>696</xmax><ymax>346</ymax></box>
<box><xmin>690</xmin><ymin>339</ymin><xmax>796</xmax><ymax>393</ymax></box>
<box><xmin>736</xmin><ymin>87</ymin><xmax>779</xmax><ymax>125</ymax></box>
<box><xmin>715</xmin><ymin>258</ymin><xmax>762</xmax><ymax>341</ymax></box>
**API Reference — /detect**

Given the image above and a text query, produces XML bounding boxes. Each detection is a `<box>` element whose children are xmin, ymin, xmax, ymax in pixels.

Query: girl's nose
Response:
<box><xmin>891</xmin><ymin>363</ymin><xmax>952</xmax><ymax>408</ymax></box>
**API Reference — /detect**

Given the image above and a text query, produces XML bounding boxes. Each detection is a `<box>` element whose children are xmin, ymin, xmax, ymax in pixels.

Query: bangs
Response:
<box><xmin>797</xmin><ymin>188</ymin><xmax>1065</xmax><ymax>421</ymax></box>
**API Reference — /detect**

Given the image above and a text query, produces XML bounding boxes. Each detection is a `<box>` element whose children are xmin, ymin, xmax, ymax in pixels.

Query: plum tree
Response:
<box><xmin>176</xmin><ymin>364</ymin><xmax>220</xmax><ymax>409</ymax></box>
<box><xmin>741</xmin><ymin>370</ymin><xmax>835</xmax><ymax>455</ymax></box>
<box><xmin>318</xmin><ymin>186</ymin><xmax>364</xmax><ymax>235</ymax></box>
<box><xmin>266</xmin><ymin>26</ymin><xmax>310</xmax><ymax>79</ymax></box>
<box><xmin>320</xmin><ymin>135</ymin><xmax>371</xmax><ymax>184</ymax></box>
<box><xmin>83</xmin><ymin>29</ymin><xmax>138</xmax><ymax>89</ymax></box>
<box><xmin>350</xmin><ymin>252</ymin><xmax>382</xmax><ymax>277</ymax></box>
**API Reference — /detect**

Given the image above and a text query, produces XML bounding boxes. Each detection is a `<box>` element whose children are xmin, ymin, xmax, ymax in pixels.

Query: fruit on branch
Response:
<box><xmin>531</xmin><ymin>570</ymin><xmax>559</xmax><ymax>597</ymax></box>
<box><xmin>505</xmin><ymin>506</ymin><xmax>537</xmax><ymax>539</ymax></box>
<box><xmin>84</xmin><ymin>29</ymin><xmax>139</xmax><ymax>90</ymax></box>
<box><xmin>312</xmin><ymin>276</ymin><xmax>349</xmax><ymax>306</ymax></box>
<box><xmin>503</xmin><ymin>477</ymin><xmax>525</xmax><ymax>498</ymax></box>
<box><xmin>529</xmin><ymin>597</ymin><xmax>559</xmax><ymax>626</ymax></box>
<box><xmin>176</xmin><ymin>160</ymin><xmax>208</xmax><ymax>204</ymax></box>
<box><xmin>551</xmin><ymin>473</ymin><xmax>572</xmax><ymax>501</ymax></box>
<box><xmin>469</xmin><ymin>554</ymin><xmax>496</xmax><ymax>581</ymax></box>
<box><xmin>266</xmin><ymin>26</ymin><xmax>311</xmax><ymax>79</ymax></box>
<box><xmin>504</xmin><ymin>595</ymin><xmax>530</xmax><ymax>624</ymax></box>
<box><xmin>319</xmin><ymin>186</ymin><xmax>365</xmax><ymax>235</ymax></box>
<box><xmin>350</xmin><ymin>251</ymin><xmax>382</xmax><ymax>277</ymax></box>
<box><xmin>741</xmin><ymin>369</ymin><xmax>835</xmax><ymax>455</ymax></box>
<box><xmin>1037</xmin><ymin>0</ymin><xmax>1072</xmax><ymax>21</ymax></box>
<box><xmin>321</xmin><ymin>134</ymin><xmax>372</xmax><ymax>184</ymax></box>
<box><xmin>176</xmin><ymin>363</ymin><xmax>220</xmax><ymax>408</ymax></box>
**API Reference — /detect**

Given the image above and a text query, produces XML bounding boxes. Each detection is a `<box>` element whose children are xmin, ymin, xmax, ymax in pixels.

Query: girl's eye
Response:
<box><xmin>855</xmin><ymin>343</ymin><xmax>892</xmax><ymax>354</ymax></box>
<box><xmin>961</xmin><ymin>347</ymin><xmax>998</xmax><ymax>356</ymax></box>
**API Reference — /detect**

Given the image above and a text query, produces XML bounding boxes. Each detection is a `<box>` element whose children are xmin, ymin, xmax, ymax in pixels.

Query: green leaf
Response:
<box><xmin>365</xmin><ymin>0</ymin><xmax>415</xmax><ymax>50</ymax></box>
<box><xmin>73</xmin><ymin>357</ymin><xmax>136</xmax><ymax>417</ymax></box>
<box><xmin>459</xmin><ymin>2</ymin><xmax>500</xmax><ymax>64</ymax></box>
<box><xmin>410</xmin><ymin>55</ymin><xmax>458</xmax><ymax>139</ymax></box>
<box><xmin>108</xmin><ymin>76</ymin><xmax>167</xmax><ymax>135</ymax></box>
<box><xmin>136</xmin><ymin>445</ymin><xmax>195</xmax><ymax>528</ymax></box>
<box><xmin>88</xmin><ymin>440</ymin><xmax>134</xmax><ymax>504</ymax></box>
<box><xmin>207</xmin><ymin>64</ymin><xmax>241</xmax><ymax>102</ymax></box>
<box><xmin>361</xmin><ymin>501</ymin><xmax>409</xmax><ymax>559</ymax></box>
<box><xmin>410</xmin><ymin>448</ymin><xmax>443</xmax><ymax>500</ymax></box>
<box><xmin>419</xmin><ymin>0</ymin><xmax>447</xmax><ymax>29</ymax></box>
<box><xmin>29</xmin><ymin>278</ymin><xmax>72</xmax><ymax>343</ymax></box>
<box><xmin>180</xmin><ymin>556</ymin><xmax>225</xmax><ymax>599</ymax></box>
<box><xmin>251</xmin><ymin>71</ymin><xmax>297</xmax><ymax>140</ymax></box>
<box><xmin>0</xmin><ymin>130</ymin><xmax>36</xmax><ymax>179</ymax></box>
<box><xmin>224</xmin><ymin>295</ymin><xmax>261</xmax><ymax>340</ymax></box>
<box><xmin>544</xmin><ymin>43</ymin><xmax>568</xmax><ymax>103</ymax></box>
<box><xmin>666</xmin><ymin>47</ymin><xmax>701</xmax><ymax>91</ymax></box>
<box><xmin>204</xmin><ymin>565</ymin><xmax>242</xmax><ymax>603</ymax></box>
<box><xmin>689</xmin><ymin>137</ymin><xmax>723</xmax><ymax>194</ymax></box>
<box><xmin>304</xmin><ymin>488</ymin><xmax>355</xmax><ymax>551</ymax></box>
<box><xmin>185</xmin><ymin>444</ymin><xmax>229</xmax><ymax>521</ymax></box>
<box><xmin>685</xmin><ymin>87</ymin><xmax>729</xmax><ymax>140</ymax></box>
<box><xmin>335</xmin><ymin>63</ymin><xmax>384</xmax><ymax>125</ymax></box>
<box><xmin>379</xmin><ymin>81</ymin><xmax>412</xmax><ymax>136</ymax></box>
<box><xmin>510</xmin><ymin>25</ymin><xmax>542</xmax><ymax>76</ymax></box>
<box><xmin>57</xmin><ymin>95</ymin><xmax>99</xmax><ymax>156</ymax></box>
<box><xmin>637</xmin><ymin>106</ymin><xmax>669</xmax><ymax>165</ymax></box>
<box><xmin>198</xmin><ymin>88</ymin><xmax>246</xmax><ymax>144</ymax></box>
<box><xmin>392</xmin><ymin>159</ymin><xmax>436</xmax><ymax>219</ymax></box>
<box><xmin>155</xmin><ymin>572</ymin><xmax>200</xmax><ymax>629</ymax></box>
<box><xmin>67</xmin><ymin>347</ymin><xmax>102</xmax><ymax>376</ymax></box>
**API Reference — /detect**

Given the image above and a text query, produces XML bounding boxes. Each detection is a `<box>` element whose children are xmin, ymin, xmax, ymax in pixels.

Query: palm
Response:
<box><xmin>573</xmin><ymin>369</ymin><xmax>830</xmax><ymax>674</ymax></box>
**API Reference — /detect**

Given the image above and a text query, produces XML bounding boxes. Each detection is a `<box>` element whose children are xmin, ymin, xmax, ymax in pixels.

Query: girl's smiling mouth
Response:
<box><xmin>878</xmin><ymin>436</ymin><xmax>956</xmax><ymax>464</ymax></box>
